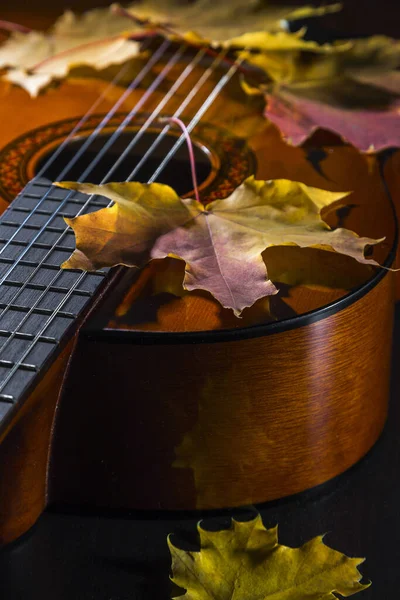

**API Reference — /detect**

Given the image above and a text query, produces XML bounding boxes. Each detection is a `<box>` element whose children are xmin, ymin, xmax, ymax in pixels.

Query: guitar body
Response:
<box><xmin>0</xmin><ymin>6</ymin><xmax>397</xmax><ymax>546</ymax></box>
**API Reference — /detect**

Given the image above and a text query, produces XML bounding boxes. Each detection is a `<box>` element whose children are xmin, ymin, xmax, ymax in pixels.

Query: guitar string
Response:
<box><xmin>77</xmin><ymin>45</ymin><xmax>213</xmax><ymax>182</ymax></box>
<box><xmin>0</xmin><ymin>42</ymin><xmax>201</xmax><ymax>338</ymax></box>
<box><xmin>55</xmin><ymin>41</ymin><xmax>190</xmax><ymax>180</ymax></box>
<box><xmin>0</xmin><ymin>36</ymin><xmax>174</xmax><ymax>258</ymax></box>
<box><xmin>35</xmin><ymin>62</ymin><xmax>134</xmax><ymax>178</ymax></box>
<box><xmin>0</xmin><ymin>53</ymin><xmax>241</xmax><ymax>393</ymax></box>
<box><xmin>0</xmin><ymin>45</ymin><xmax>228</xmax><ymax>294</ymax></box>
<box><xmin>147</xmin><ymin>58</ymin><xmax>240</xmax><ymax>183</ymax></box>
<box><xmin>86</xmin><ymin>48</ymin><xmax>229</xmax><ymax>182</ymax></box>
<box><xmin>0</xmin><ymin>41</ymin><xmax>199</xmax><ymax>374</ymax></box>
<box><xmin>0</xmin><ymin>42</ymin><xmax>203</xmax><ymax>288</ymax></box>
<box><xmin>35</xmin><ymin>36</ymin><xmax>157</xmax><ymax>179</ymax></box>
<box><xmin>0</xmin><ymin>55</ymin><xmax>240</xmax><ymax>393</ymax></box>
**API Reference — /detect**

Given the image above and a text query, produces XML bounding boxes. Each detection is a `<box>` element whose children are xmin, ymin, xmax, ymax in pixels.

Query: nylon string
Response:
<box><xmin>0</xmin><ymin>37</ymin><xmax>174</xmax><ymax>257</ymax></box>
<box><xmin>0</xmin><ymin>48</ymin><xmax>242</xmax><ymax>391</ymax></box>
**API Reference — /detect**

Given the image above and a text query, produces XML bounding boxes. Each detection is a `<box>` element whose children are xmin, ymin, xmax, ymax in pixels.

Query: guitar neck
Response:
<box><xmin>0</xmin><ymin>178</ymin><xmax>109</xmax><ymax>424</ymax></box>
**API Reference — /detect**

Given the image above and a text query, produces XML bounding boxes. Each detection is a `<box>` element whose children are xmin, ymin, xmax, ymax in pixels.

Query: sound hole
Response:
<box><xmin>36</xmin><ymin>131</ymin><xmax>213</xmax><ymax>196</ymax></box>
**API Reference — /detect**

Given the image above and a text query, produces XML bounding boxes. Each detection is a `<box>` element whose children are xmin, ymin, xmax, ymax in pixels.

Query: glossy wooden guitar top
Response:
<box><xmin>0</xmin><ymin>55</ymin><xmax>396</xmax><ymax>333</ymax></box>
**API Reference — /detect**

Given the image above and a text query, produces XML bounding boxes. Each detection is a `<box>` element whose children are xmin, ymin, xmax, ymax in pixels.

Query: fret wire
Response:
<box><xmin>0</xmin><ymin>45</ymin><xmax>219</xmax><ymax>311</ymax></box>
<box><xmin>0</xmin><ymin>54</ymin><xmax>241</xmax><ymax>395</ymax></box>
<box><xmin>0</xmin><ymin>38</ymin><xmax>172</xmax><ymax>260</ymax></box>
<box><xmin>0</xmin><ymin>48</ymin><xmax>231</xmax><ymax>382</ymax></box>
<box><xmin>0</xmin><ymin>43</ymin><xmax>192</xmax><ymax>299</ymax></box>
<box><xmin>0</xmin><ymin>46</ymin><xmax>195</xmax><ymax>383</ymax></box>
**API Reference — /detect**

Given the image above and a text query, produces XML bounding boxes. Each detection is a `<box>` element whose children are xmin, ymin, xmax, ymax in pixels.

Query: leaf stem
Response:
<box><xmin>31</xmin><ymin>31</ymin><xmax>150</xmax><ymax>72</ymax></box>
<box><xmin>0</xmin><ymin>20</ymin><xmax>32</xmax><ymax>34</ymax></box>
<box><xmin>112</xmin><ymin>4</ymin><xmax>250</xmax><ymax>75</ymax></box>
<box><xmin>159</xmin><ymin>116</ymin><xmax>200</xmax><ymax>203</ymax></box>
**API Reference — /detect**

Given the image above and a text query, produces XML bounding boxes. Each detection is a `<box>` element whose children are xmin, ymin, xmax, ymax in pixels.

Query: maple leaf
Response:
<box><xmin>168</xmin><ymin>515</ymin><xmax>370</xmax><ymax>600</ymax></box>
<box><xmin>121</xmin><ymin>0</ymin><xmax>342</xmax><ymax>46</ymax></box>
<box><xmin>240</xmin><ymin>35</ymin><xmax>400</xmax><ymax>151</ymax></box>
<box><xmin>0</xmin><ymin>6</ymin><xmax>147</xmax><ymax>96</ymax></box>
<box><xmin>0</xmin><ymin>1</ymin><xmax>342</xmax><ymax>95</ymax></box>
<box><xmin>56</xmin><ymin>176</ymin><xmax>383</xmax><ymax>317</ymax></box>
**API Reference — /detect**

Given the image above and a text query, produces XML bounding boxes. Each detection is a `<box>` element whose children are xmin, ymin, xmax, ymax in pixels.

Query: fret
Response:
<box><xmin>0</xmin><ymin>177</ymin><xmax>110</xmax><ymax>416</ymax></box>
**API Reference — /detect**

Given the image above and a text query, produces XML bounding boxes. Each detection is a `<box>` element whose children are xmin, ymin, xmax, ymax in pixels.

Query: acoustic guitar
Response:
<box><xmin>0</xmin><ymin>6</ymin><xmax>397</xmax><ymax>547</ymax></box>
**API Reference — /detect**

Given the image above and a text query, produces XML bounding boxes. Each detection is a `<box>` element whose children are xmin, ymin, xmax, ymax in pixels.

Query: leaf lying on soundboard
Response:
<box><xmin>240</xmin><ymin>35</ymin><xmax>400</xmax><ymax>151</ymax></box>
<box><xmin>121</xmin><ymin>0</ymin><xmax>341</xmax><ymax>46</ymax></box>
<box><xmin>56</xmin><ymin>176</ymin><xmax>383</xmax><ymax>317</ymax></box>
<box><xmin>0</xmin><ymin>6</ymin><xmax>147</xmax><ymax>96</ymax></box>
<box><xmin>0</xmin><ymin>1</ymin><xmax>341</xmax><ymax>96</ymax></box>
<box><xmin>168</xmin><ymin>514</ymin><xmax>370</xmax><ymax>600</ymax></box>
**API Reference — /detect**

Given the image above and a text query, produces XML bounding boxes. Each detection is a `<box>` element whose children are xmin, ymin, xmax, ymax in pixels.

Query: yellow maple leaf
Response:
<box><xmin>56</xmin><ymin>176</ymin><xmax>383</xmax><ymax>317</ymax></box>
<box><xmin>169</xmin><ymin>515</ymin><xmax>370</xmax><ymax>600</ymax></box>
<box><xmin>122</xmin><ymin>0</ymin><xmax>342</xmax><ymax>46</ymax></box>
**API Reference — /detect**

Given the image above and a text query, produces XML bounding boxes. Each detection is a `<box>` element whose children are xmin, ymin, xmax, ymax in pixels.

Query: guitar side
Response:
<box><xmin>0</xmin><ymin>339</ymin><xmax>73</xmax><ymax>545</ymax></box>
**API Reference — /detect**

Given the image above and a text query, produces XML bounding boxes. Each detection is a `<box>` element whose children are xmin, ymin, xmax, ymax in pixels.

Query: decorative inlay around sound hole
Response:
<box><xmin>0</xmin><ymin>113</ymin><xmax>257</xmax><ymax>203</ymax></box>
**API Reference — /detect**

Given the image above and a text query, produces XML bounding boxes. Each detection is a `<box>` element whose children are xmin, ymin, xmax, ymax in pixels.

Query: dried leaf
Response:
<box><xmin>264</xmin><ymin>85</ymin><xmax>400</xmax><ymax>152</ymax></box>
<box><xmin>224</xmin><ymin>28</ymin><xmax>346</xmax><ymax>53</ymax></box>
<box><xmin>0</xmin><ymin>1</ymin><xmax>341</xmax><ymax>96</ymax></box>
<box><xmin>0</xmin><ymin>6</ymin><xmax>145</xmax><ymax>96</ymax></box>
<box><xmin>57</xmin><ymin>176</ymin><xmax>383</xmax><ymax>316</ymax></box>
<box><xmin>241</xmin><ymin>35</ymin><xmax>400</xmax><ymax>151</ymax></box>
<box><xmin>123</xmin><ymin>0</ymin><xmax>342</xmax><ymax>46</ymax></box>
<box><xmin>169</xmin><ymin>515</ymin><xmax>370</xmax><ymax>600</ymax></box>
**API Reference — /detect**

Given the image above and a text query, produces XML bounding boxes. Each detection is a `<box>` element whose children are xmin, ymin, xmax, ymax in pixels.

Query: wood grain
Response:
<box><xmin>0</xmin><ymin>7</ymin><xmax>396</xmax><ymax>542</ymax></box>
<box><xmin>49</xmin><ymin>270</ymin><xmax>394</xmax><ymax>510</ymax></box>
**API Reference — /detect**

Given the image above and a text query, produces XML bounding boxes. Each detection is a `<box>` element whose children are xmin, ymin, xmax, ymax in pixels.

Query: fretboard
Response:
<box><xmin>0</xmin><ymin>178</ymin><xmax>110</xmax><ymax>425</ymax></box>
